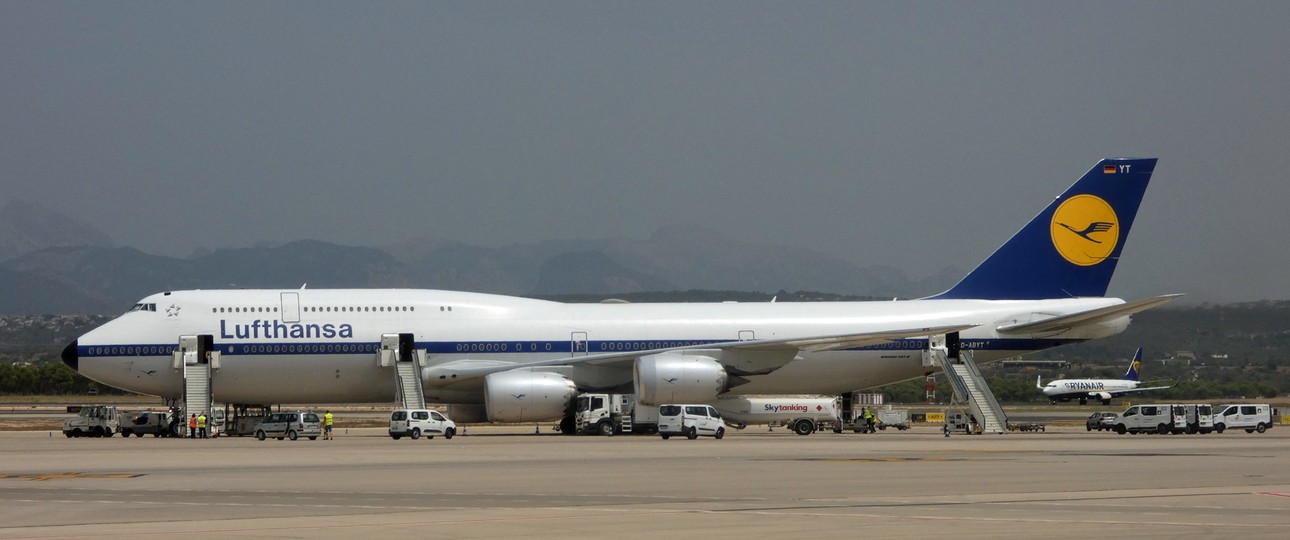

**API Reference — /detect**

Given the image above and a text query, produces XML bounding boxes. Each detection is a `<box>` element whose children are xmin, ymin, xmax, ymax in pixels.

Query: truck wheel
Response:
<box><xmin>445</xmin><ymin>427</ymin><xmax>455</xmax><ymax>439</ymax></box>
<box><xmin>715</xmin><ymin>427</ymin><xmax>725</xmax><ymax>440</ymax></box>
<box><xmin>1256</xmin><ymin>423</ymin><xmax>1267</xmax><ymax>434</ymax></box>
<box><xmin>391</xmin><ymin>434</ymin><xmax>401</xmax><ymax>440</ymax></box>
<box><xmin>1215</xmin><ymin>423</ymin><xmax>1225</xmax><ymax>434</ymax></box>
<box><xmin>256</xmin><ymin>430</ymin><xmax>266</xmax><ymax>441</ymax></box>
<box><xmin>136</xmin><ymin>432</ymin><xmax>144</xmax><ymax>438</ymax></box>
<box><xmin>793</xmin><ymin>419</ymin><xmax>814</xmax><ymax>436</ymax></box>
<box><xmin>686</xmin><ymin>427</ymin><xmax>698</xmax><ymax>440</ymax></box>
<box><xmin>64</xmin><ymin>431</ymin><xmax>74</xmax><ymax>438</ymax></box>
<box><xmin>410</xmin><ymin>428</ymin><xmax>421</xmax><ymax>440</ymax></box>
<box><xmin>1156</xmin><ymin>424</ymin><xmax>1169</xmax><ymax>435</ymax></box>
<box><xmin>120</xmin><ymin>430</ymin><xmax>130</xmax><ymax>438</ymax></box>
<box><xmin>599</xmin><ymin>421</ymin><xmax>615</xmax><ymax>437</ymax></box>
<box><xmin>661</xmin><ymin>434</ymin><xmax>670</xmax><ymax>440</ymax></box>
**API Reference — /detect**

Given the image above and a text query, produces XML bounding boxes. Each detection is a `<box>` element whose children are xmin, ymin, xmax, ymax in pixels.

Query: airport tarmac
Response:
<box><xmin>2</xmin><ymin>425</ymin><xmax>1289</xmax><ymax>539</ymax></box>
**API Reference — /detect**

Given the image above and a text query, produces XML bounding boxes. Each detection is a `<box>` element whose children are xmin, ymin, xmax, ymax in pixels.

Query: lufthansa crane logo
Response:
<box><xmin>1050</xmin><ymin>194</ymin><xmax>1119</xmax><ymax>266</ymax></box>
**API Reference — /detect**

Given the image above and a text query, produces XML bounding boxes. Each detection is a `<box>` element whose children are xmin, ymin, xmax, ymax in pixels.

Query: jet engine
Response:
<box><xmin>484</xmin><ymin>370</ymin><xmax>577</xmax><ymax>423</ymax></box>
<box><xmin>634</xmin><ymin>354</ymin><xmax>728</xmax><ymax>406</ymax></box>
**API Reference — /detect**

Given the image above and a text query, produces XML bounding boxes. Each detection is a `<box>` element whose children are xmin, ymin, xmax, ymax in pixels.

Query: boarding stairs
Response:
<box><xmin>183</xmin><ymin>357</ymin><xmax>213</xmax><ymax>424</ymax></box>
<box><xmin>940</xmin><ymin>350</ymin><xmax>1007</xmax><ymax>433</ymax></box>
<box><xmin>396</xmin><ymin>356</ymin><xmax>426</xmax><ymax>410</ymax></box>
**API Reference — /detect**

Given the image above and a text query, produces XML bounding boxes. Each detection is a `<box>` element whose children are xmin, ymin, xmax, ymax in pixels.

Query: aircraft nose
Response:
<box><xmin>61</xmin><ymin>340</ymin><xmax>79</xmax><ymax>371</ymax></box>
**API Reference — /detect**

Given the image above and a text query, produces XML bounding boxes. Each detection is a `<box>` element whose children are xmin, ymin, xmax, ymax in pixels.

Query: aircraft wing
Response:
<box><xmin>1105</xmin><ymin>384</ymin><xmax>1173</xmax><ymax>396</ymax></box>
<box><xmin>423</xmin><ymin>323</ymin><xmax>977</xmax><ymax>382</ymax></box>
<box><xmin>996</xmin><ymin>294</ymin><xmax>1184</xmax><ymax>334</ymax></box>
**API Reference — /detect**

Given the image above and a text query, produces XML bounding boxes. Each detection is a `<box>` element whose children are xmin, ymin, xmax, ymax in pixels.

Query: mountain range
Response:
<box><xmin>0</xmin><ymin>200</ymin><xmax>959</xmax><ymax>314</ymax></box>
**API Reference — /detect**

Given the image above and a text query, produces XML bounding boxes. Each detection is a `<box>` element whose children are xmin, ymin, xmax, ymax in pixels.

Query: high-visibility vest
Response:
<box><xmin>197</xmin><ymin>415</ymin><xmax>206</xmax><ymax>428</ymax></box>
<box><xmin>324</xmin><ymin>413</ymin><xmax>333</xmax><ymax>427</ymax></box>
<box><xmin>189</xmin><ymin>416</ymin><xmax>197</xmax><ymax>429</ymax></box>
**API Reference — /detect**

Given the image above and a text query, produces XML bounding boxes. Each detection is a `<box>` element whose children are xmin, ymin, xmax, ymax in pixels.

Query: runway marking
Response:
<box><xmin>0</xmin><ymin>473</ymin><xmax>142</xmax><ymax>481</ymax></box>
<box><xmin>1259</xmin><ymin>492</ymin><xmax>1290</xmax><ymax>498</ymax></box>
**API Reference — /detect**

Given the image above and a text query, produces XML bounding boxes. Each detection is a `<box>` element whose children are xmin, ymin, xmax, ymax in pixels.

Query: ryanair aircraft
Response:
<box><xmin>1038</xmin><ymin>347</ymin><xmax>1173</xmax><ymax>405</ymax></box>
<box><xmin>61</xmin><ymin>158</ymin><xmax>1178</xmax><ymax>424</ymax></box>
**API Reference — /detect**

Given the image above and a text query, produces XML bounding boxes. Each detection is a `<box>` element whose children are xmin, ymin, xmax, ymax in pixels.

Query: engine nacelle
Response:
<box><xmin>484</xmin><ymin>370</ymin><xmax>577</xmax><ymax>423</ymax></box>
<box><xmin>634</xmin><ymin>354</ymin><xmax>728</xmax><ymax>406</ymax></box>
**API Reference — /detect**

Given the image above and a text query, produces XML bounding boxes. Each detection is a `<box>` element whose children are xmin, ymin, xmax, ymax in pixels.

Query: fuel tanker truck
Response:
<box><xmin>713</xmin><ymin>395</ymin><xmax>842</xmax><ymax>435</ymax></box>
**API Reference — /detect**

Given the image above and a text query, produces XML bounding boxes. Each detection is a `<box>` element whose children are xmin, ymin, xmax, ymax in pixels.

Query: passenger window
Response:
<box><xmin>685</xmin><ymin>406</ymin><xmax>705</xmax><ymax>415</ymax></box>
<box><xmin>431</xmin><ymin>412</ymin><xmax>445</xmax><ymax>421</ymax></box>
<box><xmin>413</xmin><ymin>411</ymin><xmax>428</xmax><ymax>420</ymax></box>
<box><xmin>305</xmin><ymin>414</ymin><xmax>319</xmax><ymax>422</ymax></box>
<box><xmin>660</xmin><ymin>406</ymin><xmax>681</xmax><ymax>416</ymax></box>
<box><xmin>708</xmin><ymin>407</ymin><xmax>721</xmax><ymax>418</ymax></box>
<box><xmin>392</xmin><ymin>412</ymin><xmax>405</xmax><ymax>421</ymax></box>
<box><xmin>1242</xmin><ymin>406</ymin><xmax>1256</xmax><ymax>415</ymax></box>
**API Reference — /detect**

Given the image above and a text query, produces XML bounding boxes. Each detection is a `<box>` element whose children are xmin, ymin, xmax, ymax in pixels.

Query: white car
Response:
<box><xmin>658</xmin><ymin>404</ymin><xmax>726</xmax><ymax>440</ymax></box>
<box><xmin>389</xmin><ymin>409</ymin><xmax>457</xmax><ymax>440</ymax></box>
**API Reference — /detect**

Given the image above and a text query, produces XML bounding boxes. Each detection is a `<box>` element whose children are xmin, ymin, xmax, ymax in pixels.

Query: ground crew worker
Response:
<box><xmin>323</xmin><ymin>410</ymin><xmax>334</xmax><ymax>440</ymax></box>
<box><xmin>197</xmin><ymin>412</ymin><xmax>207</xmax><ymax>439</ymax></box>
<box><xmin>863</xmin><ymin>408</ymin><xmax>876</xmax><ymax>433</ymax></box>
<box><xmin>188</xmin><ymin>413</ymin><xmax>197</xmax><ymax>438</ymax></box>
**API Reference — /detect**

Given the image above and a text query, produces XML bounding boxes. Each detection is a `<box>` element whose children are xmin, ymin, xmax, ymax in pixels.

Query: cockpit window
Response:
<box><xmin>128</xmin><ymin>303</ymin><xmax>157</xmax><ymax>313</ymax></box>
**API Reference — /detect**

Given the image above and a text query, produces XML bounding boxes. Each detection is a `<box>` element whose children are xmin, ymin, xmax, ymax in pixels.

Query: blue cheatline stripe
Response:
<box><xmin>79</xmin><ymin>337</ymin><xmax>1085</xmax><ymax>359</ymax></box>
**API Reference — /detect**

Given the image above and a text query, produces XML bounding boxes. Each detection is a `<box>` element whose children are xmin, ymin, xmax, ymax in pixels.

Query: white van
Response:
<box><xmin>1212</xmin><ymin>404</ymin><xmax>1275</xmax><ymax>434</ymax></box>
<box><xmin>1113</xmin><ymin>404</ymin><xmax>1174</xmax><ymax>434</ymax></box>
<box><xmin>389</xmin><ymin>409</ymin><xmax>457</xmax><ymax>440</ymax></box>
<box><xmin>253</xmin><ymin>411</ymin><xmax>322</xmax><ymax>441</ymax></box>
<box><xmin>658</xmin><ymin>404</ymin><xmax>725</xmax><ymax>440</ymax></box>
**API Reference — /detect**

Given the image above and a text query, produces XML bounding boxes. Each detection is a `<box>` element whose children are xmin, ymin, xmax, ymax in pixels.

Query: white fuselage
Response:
<box><xmin>1042</xmin><ymin>378</ymin><xmax>1139</xmax><ymax>400</ymax></box>
<box><xmin>73</xmin><ymin>289</ymin><xmax>1128</xmax><ymax>404</ymax></box>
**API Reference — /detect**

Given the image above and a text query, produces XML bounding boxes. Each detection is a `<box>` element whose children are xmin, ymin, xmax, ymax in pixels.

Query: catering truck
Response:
<box><xmin>713</xmin><ymin>395</ymin><xmax>841</xmax><ymax>435</ymax></box>
<box><xmin>573</xmin><ymin>393</ymin><xmax>660</xmax><ymax>435</ymax></box>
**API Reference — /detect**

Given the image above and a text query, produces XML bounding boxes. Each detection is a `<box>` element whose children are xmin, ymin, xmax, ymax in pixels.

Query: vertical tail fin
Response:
<box><xmin>933</xmin><ymin>157</ymin><xmax>1156</xmax><ymax>300</ymax></box>
<box><xmin>1122</xmin><ymin>347</ymin><xmax>1143</xmax><ymax>381</ymax></box>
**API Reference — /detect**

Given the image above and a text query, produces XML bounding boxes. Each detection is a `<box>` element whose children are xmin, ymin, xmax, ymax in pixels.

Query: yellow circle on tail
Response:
<box><xmin>1050</xmin><ymin>194</ymin><xmax>1119</xmax><ymax>266</ymax></box>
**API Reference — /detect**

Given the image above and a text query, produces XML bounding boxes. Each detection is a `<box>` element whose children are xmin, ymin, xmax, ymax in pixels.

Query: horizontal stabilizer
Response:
<box><xmin>996</xmin><ymin>294</ymin><xmax>1183</xmax><ymax>334</ymax></box>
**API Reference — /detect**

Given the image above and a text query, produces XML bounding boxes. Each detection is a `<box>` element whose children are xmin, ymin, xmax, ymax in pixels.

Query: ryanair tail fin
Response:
<box><xmin>1122</xmin><ymin>347</ymin><xmax>1144</xmax><ymax>382</ymax></box>
<box><xmin>933</xmin><ymin>157</ymin><xmax>1156</xmax><ymax>300</ymax></box>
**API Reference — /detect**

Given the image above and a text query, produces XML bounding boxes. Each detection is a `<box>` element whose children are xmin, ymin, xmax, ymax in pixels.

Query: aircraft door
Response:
<box><xmin>379</xmin><ymin>334</ymin><xmax>400</xmax><ymax>367</ymax></box>
<box><xmin>571</xmin><ymin>332</ymin><xmax>588</xmax><ymax>356</ymax></box>
<box><xmin>281</xmin><ymin>292</ymin><xmax>300</xmax><ymax>323</ymax></box>
<box><xmin>738</xmin><ymin>330</ymin><xmax>755</xmax><ymax>341</ymax></box>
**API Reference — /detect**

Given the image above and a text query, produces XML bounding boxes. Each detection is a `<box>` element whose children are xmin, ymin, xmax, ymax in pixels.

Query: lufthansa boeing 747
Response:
<box><xmin>61</xmin><ymin>158</ymin><xmax>1179</xmax><ymax>425</ymax></box>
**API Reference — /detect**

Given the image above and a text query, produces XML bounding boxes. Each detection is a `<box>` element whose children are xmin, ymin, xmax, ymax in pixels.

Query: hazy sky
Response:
<box><xmin>3</xmin><ymin>2</ymin><xmax>1288</xmax><ymax>302</ymax></box>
